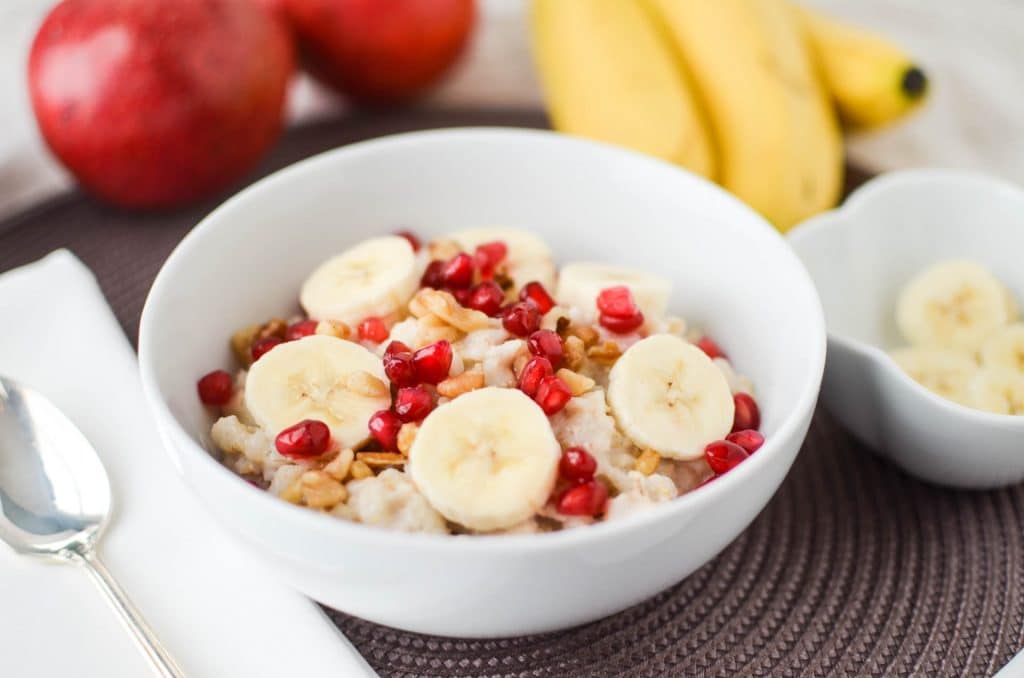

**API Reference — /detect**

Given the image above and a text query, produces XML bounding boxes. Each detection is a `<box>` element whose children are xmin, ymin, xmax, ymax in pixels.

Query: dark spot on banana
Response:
<box><xmin>901</xmin><ymin>66</ymin><xmax>928</xmax><ymax>99</ymax></box>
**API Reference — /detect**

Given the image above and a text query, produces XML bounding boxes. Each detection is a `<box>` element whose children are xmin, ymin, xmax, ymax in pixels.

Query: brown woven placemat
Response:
<box><xmin>2</xmin><ymin>110</ymin><xmax>1022</xmax><ymax>677</ymax></box>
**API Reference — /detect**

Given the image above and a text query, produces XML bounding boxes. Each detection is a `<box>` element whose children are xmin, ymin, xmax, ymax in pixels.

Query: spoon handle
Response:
<box><xmin>67</xmin><ymin>547</ymin><xmax>186</xmax><ymax>678</ymax></box>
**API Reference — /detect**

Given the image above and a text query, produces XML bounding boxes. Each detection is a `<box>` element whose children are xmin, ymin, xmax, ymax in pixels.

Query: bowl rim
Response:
<box><xmin>139</xmin><ymin>127</ymin><xmax>827</xmax><ymax>553</ymax></box>
<box><xmin>788</xmin><ymin>167</ymin><xmax>1024</xmax><ymax>429</ymax></box>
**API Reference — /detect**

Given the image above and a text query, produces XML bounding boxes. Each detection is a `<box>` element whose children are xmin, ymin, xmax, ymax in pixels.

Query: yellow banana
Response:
<box><xmin>528</xmin><ymin>0</ymin><xmax>716</xmax><ymax>179</ymax></box>
<box><xmin>794</xmin><ymin>5</ymin><xmax>928</xmax><ymax>130</ymax></box>
<box><xmin>646</xmin><ymin>0</ymin><xmax>843</xmax><ymax>231</ymax></box>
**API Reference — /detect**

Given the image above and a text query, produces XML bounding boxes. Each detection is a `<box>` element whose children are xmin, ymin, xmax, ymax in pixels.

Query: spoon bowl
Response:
<box><xmin>0</xmin><ymin>376</ymin><xmax>184</xmax><ymax>677</ymax></box>
<box><xmin>788</xmin><ymin>169</ymin><xmax>1024</xmax><ymax>489</ymax></box>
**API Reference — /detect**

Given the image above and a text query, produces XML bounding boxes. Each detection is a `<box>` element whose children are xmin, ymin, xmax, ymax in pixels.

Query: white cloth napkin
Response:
<box><xmin>4</xmin><ymin>0</ymin><xmax>1024</xmax><ymax>219</ymax></box>
<box><xmin>0</xmin><ymin>251</ymin><xmax>374</xmax><ymax>678</ymax></box>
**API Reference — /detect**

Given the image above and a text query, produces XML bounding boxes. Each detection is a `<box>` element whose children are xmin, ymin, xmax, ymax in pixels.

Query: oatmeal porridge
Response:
<box><xmin>195</xmin><ymin>229</ymin><xmax>764</xmax><ymax>535</ymax></box>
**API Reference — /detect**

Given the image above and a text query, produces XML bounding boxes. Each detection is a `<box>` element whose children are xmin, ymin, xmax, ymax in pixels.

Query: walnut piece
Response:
<box><xmin>300</xmin><ymin>470</ymin><xmax>348</xmax><ymax>509</ymax></box>
<box><xmin>409</xmin><ymin>289</ymin><xmax>492</xmax><ymax>332</ymax></box>
<box><xmin>556</xmin><ymin>368</ymin><xmax>596</xmax><ymax>396</ymax></box>
<box><xmin>566</xmin><ymin>325</ymin><xmax>600</xmax><ymax>347</ymax></box>
<box><xmin>635</xmin><ymin>449</ymin><xmax>661</xmax><ymax>476</ymax></box>
<box><xmin>230</xmin><ymin>324</ymin><xmax>261</xmax><ymax>366</ymax></box>
<box><xmin>397</xmin><ymin>423</ymin><xmax>419</xmax><ymax>456</ymax></box>
<box><xmin>258</xmin><ymin>318</ymin><xmax>288</xmax><ymax>341</ymax></box>
<box><xmin>323</xmin><ymin>448</ymin><xmax>354</xmax><ymax>481</ymax></box>
<box><xmin>350</xmin><ymin>459</ymin><xmax>374</xmax><ymax>479</ymax></box>
<box><xmin>563</xmin><ymin>335</ymin><xmax>587</xmax><ymax>371</ymax></box>
<box><xmin>428</xmin><ymin>238</ymin><xmax>462</xmax><ymax>261</ymax></box>
<box><xmin>357</xmin><ymin>451</ymin><xmax>407</xmax><ymax>467</ymax></box>
<box><xmin>587</xmin><ymin>340</ymin><xmax>622</xmax><ymax>365</ymax></box>
<box><xmin>437</xmin><ymin>368</ymin><xmax>485</xmax><ymax>399</ymax></box>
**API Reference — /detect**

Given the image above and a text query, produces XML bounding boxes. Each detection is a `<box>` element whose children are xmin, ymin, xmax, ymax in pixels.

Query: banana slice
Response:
<box><xmin>407</xmin><ymin>387</ymin><xmax>560</xmax><ymax>531</ymax></box>
<box><xmin>449</xmin><ymin>227</ymin><xmax>556</xmax><ymax>291</ymax></box>
<box><xmin>967</xmin><ymin>367</ymin><xmax>1024</xmax><ymax>415</ymax></box>
<box><xmin>245</xmin><ymin>335</ymin><xmax>391</xmax><ymax>448</ymax></box>
<box><xmin>889</xmin><ymin>346</ymin><xmax>978</xmax><ymax>405</ymax></box>
<box><xmin>300</xmin><ymin>236</ymin><xmax>419</xmax><ymax>324</ymax></box>
<box><xmin>896</xmin><ymin>260</ymin><xmax>1013</xmax><ymax>350</ymax></box>
<box><xmin>607</xmin><ymin>334</ymin><xmax>734</xmax><ymax>460</ymax></box>
<box><xmin>979</xmin><ymin>323</ymin><xmax>1024</xmax><ymax>374</ymax></box>
<box><xmin>556</xmin><ymin>262</ymin><xmax>671</xmax><ymax>322</ymax></box>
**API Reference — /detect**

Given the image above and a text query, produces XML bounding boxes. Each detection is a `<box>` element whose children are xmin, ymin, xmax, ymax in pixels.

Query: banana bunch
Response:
<box><xmin>529</xmin><ymin>0</ymin><xmax>929</xmax><ymax>232</ymax></box>
<box><xmin>890</xmin><ymin>260</ymin><xmax>1024</xmax><ymax>415</ymax></box>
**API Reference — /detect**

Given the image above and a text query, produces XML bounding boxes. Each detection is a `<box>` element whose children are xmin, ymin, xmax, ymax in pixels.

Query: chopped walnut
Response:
<box><xmin>563</xmin><ymin>335</ymin><xmax>587</xmax><ymax>371</ymax></box>
<box><xmin>316</xmin><ymin>320</ymin><xmax>352</xmax><ymax>340</ymax></box>
<box><xmin>356</xmin><ymin>451</ymin><xmax>405</xmax><ymax>467</ymax></box>
<box><xmin>301</xmin><ymin>470</ymin><xmax>348</xmax><ymax>509</ymax></box>
<box><xmin>409</xmin><ymin>289</ymin><xmax>492</xmax><ymax>332</ymax></box>
<box><xmin>437</xmin><ymin>368</ymin><xmax>485</xmax><ymax>399</ymax></box>
<box><xmin>566</xmin><ymin>325</ymin><xmax>600</xmax><ymax>347</ymax></box>
<box><xmin>396</xmin><ymin>423</ymin><xmax>419</xmax><ymax>455</ymax></box>
<box><xmin>350</xmin><ymin>459</ymin><xmax>374</xmax><ymax>479</ymax></box>
<box><xmin>344</xmin><ymin>371</ymin><xmax>389</xmax><ymax>398</ymax></box>
<box><xmin>556</xmin><ymin>368</ymin><xmax>596</xmax><ymax>396</ymax></box>
<box><xmin>258</xmin><ymin>318</ymin><xmax>288</xmax><ymax>341</ymax></box>
<box><xmin>587</xmin><ymin>340</ymin><xmax>622</xmax><ymax>365</ymax></box>
<box><xmin>635</xmin><ymin>449</ymin><xmax>661</xmax><ymax>476</ymax></box>
<box><xmin>323</xmin><ymin>448</ymin><xmax>354</xmax><ymax>481</ymax></box>
<box><xmin>230</xmin><ymin>324</ymin><xmax>261</xmax><ymax>366</ymax></box>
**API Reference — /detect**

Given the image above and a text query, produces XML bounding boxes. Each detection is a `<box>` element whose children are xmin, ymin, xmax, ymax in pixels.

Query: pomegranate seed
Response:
<box><xmin>394</xmin><ymin>386</ymin><xmax>434</xmax><ymax>422</ymax></box>
<box><xmin>442</xmin><ymin>252</ymin><xmax>475</xmax><ymax>289</ymax></box>
<box><xmin>596</xmin><ymin>286</ymin><xmax>638</xmax><ymax>318</ymax></box>
<box><xmin>519</xmin><ymin>281</ymin><xmax>556</xmax><ymax>314</ymax></box>
<box><xmin>528</xmin><ymin>329</ymin><xmax>563</xmax><ymax>367</ymax></box>
<box><xmin>518</xmin><ymin>356</ymin><xmax>553</xmax><ymax>397</ymax></box>
<box><xmin>251</xmin><ymin>336</ymin><xmax>282</xmax><ymax>361</ymax></box>
<box><xmin>726</xmin><ymin>429</ymin><xmax>765</xmax><ymax>454</ymax></box>
<box><xmin>452</xmin><ymin>287</ymin><xmax>473</xmax><ymax>306</ymax></box>
<box><xmin>559</xmin><ymin>447</ymin><xmax>597</xmax><ymax>483</ymax></box>
<box><xmin>732</xmin><ymin>393</ymin><xmax>761</xmax><ymax>432</ymax></box>
<box><xmin>697</xmin><ymin>336</ymin><xmax>727</xmax><ymax>360</ymax></box>
<box><xmin>599</xmin><ymin>311</ymin><xmax>645</xmax><ymax>334</ymax></box>
<box><xmin>421</xmin><ymin>260</ymin><xmax>445</xmax><ymax>289</ymax></box>
<box><xmin>382</xmin><ymin>341</ymin><xmax>417</xmax><ymax>387</ymax></box>
<box><xmin>285</xmin><ymin>319</ymin><xmax>318</xmax><ymax>341</ymax></box>
<box><xmin>535</xmin><ymin>375</ymin><xmax>572</xmax><ymax>415</ymax></box>
<box><xmin>368</xmin><ymin>409</ymin><xmax>402</xmax><ymax>450</ymax></box>
<box><xmin>704</xmin><ymin>440</ymin><xmax>749</xmax><ymax>474</ymax></box>
<box><xmin>467</xmin><ymin>282</ymin><xmax>505</xmax><ymax>316</ymax></box>
<box><xmin>557</xmin><ymin>480</ymin><xmax>608</xmax><ymax>516</ymax></box>
<box><xmin>502</xmin><ymin>301</ymin><xmax>541</xmax><ymax>337</ymax></box>
<box><xmin>275</xmin><ymin>419</ymin><xmax>331</xmax><ymax>460</ymax></box>
<box><xmin>358</xmin><ymin>317</ymin><xmax>389</xmax><ymax>343</ymax></box>
<box><xmin>474</xmin><ymin>241</ymin><xmax>508</xmax><ymax>279</ymax></box>
<box><xmin>197</xmin><ymin>370</ymin><xmax>233</xmax><ymax>406</ymax></box>
<box><xmin>412</xmin><ymin>340</ymin><xmax>453</xmax><ymax>384</ymax></box>
<box><xmin>395</xmin><ymin>230</ymin><xmax>421</xmax><ymax>252</ymax></box>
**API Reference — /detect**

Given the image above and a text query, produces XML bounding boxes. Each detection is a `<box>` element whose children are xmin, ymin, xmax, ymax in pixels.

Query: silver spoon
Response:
<box><xmin>0</xmin><ymin>376</ymin><xmax>184</xmax><ymax>677</ymax></box>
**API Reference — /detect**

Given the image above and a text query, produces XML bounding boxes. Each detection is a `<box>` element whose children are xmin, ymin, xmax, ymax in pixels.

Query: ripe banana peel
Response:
<box><xmin>795</xmin><ymin>5</ymin><xmax>928</xmax><ymax>130</ymax></box>
<box><xmin>647</xmin><ymin>0</ymin><xmax>843</xmax><ymax>231</ymax></box>
<box><xmin>528</xmin><ymin>0</ymin><xmax>716</xmax><ymax>179</ymax></box>
<box><xmin>528</xmin><ymin>0</ymin><xmax>927</xmax><ymax>232</ymax></box>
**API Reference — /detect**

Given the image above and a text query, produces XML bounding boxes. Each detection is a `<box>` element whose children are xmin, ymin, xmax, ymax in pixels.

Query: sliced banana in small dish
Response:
<box><xmin>896</xmin><ymin>259</ymin><xmax>1014</xmax><ymax>351</ymax></box>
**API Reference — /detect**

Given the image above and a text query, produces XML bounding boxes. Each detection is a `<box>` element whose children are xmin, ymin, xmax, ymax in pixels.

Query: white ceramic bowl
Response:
<box><xmin>789</xmin><ymin>169</ymin><xmax>1024</xmax><ymax>489</ymax></box>
<box><xmin>139</xmin><ymin>128</ymin><xmax>825</xmax><ymax>637</ymax></box>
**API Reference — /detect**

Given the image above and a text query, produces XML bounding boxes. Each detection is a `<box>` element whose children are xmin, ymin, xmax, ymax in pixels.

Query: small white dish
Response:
<box><xmin>789</xmin><ymin>169</ymin><xmax>1024</xmax><ymax>489</ymax></box>
<box><xmin>138</xmin><ymin>128</ymin><xmax>826</xmax><ymax>637</ymax></box>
